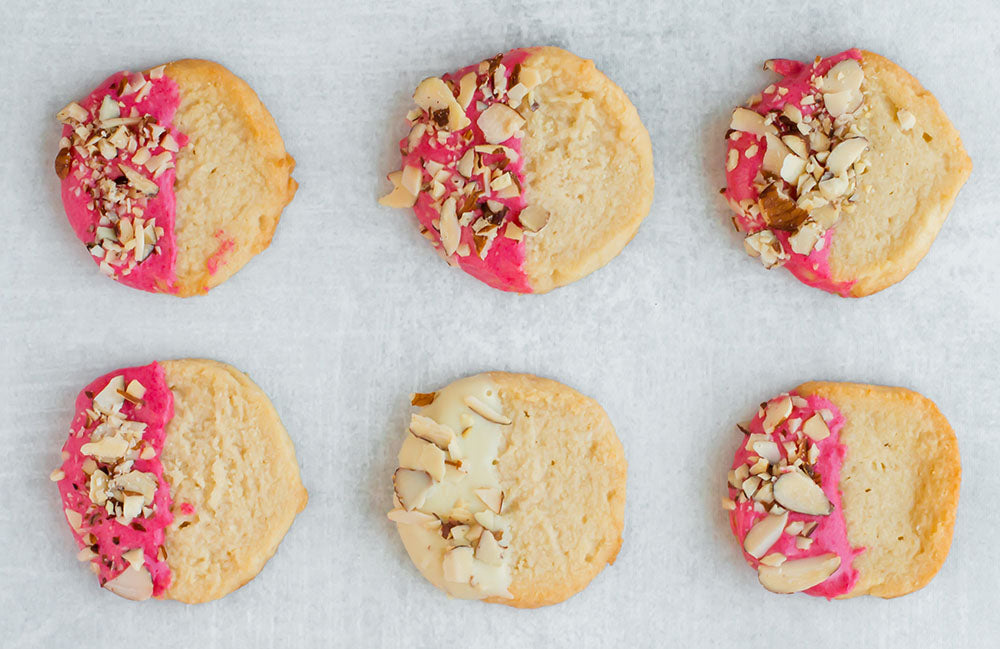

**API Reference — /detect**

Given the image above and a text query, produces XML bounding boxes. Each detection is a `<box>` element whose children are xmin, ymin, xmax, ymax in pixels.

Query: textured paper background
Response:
<box><xmin>1</xmin><ymin>0</ymin><xmax>998</xmax><ymax>646</ymax></box>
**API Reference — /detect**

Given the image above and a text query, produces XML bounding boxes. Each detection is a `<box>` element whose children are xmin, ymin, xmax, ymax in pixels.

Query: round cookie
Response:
<box><xmin>722</xmin><ymin>382</ymin><xmax>960</xmax><ymax>598</ymax></box>
<box><xmin>722</xmin><ymin>49</ymin><xmax>972</xmax><ymax>296</ymax></box>
<box><xmin>55</xmin><ymin>59</ymin><xmax>297</xmax><ymax>296</ymax></box>
<box><xmin>51</xmin><ymin>359</ymin><xmax>307</xmax><ymax>603</ymax></box>
<box><xmin>387</xmin><ymin>372</ymin><xmax>626</xmax><ymax>607</ymax></box>
<box><xmin>379</xmin><ymin>47</ymin><xmax>654</xmax><ymax>294</ymax></box>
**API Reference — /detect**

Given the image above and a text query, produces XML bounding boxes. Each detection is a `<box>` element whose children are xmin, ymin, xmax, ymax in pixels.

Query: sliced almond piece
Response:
<box><xmin>456</xmin><ymin>149</ymin><xmax>476</xmax><ymax>178</ymax></box>
<box><xmin>823</xmin><ymin>90</ymin><xmax>862</xmax><ymax>118</ymax></box>
<box><xmin>817</xmin><ymin>175</ymin><xmax>849</xmax><ymax>201</ymax></box>
<box><xmin>473</xmin><ymin>509</ymin><xmax>502</xmax><ymax>532</ymax></box>
<box><xmin>442</xmin><ymin>546</ymin><xmax>475</xmax><ymax>583</ymax></box>
<box><xmin>762</xmin><ymin>132</ymin><xmax>792</xmax><ymax>176</ymax></box>
<box><xmin>103</xmin><ymin>565</ymin><xmax>153</xmax><ymax>601</ymax></box>
<box><xmin>392</xmin><ymin>468</ymin><xmax>433</xmax><ymax>511</ymax></box>
<box><xmin>781</xmin><ymin>134</ymin><xmax>808</xmax><ymax>159</ymax></box>
<box><xmin>762</xmin><ymin>396</ymin><xmax>793</xmax><ymax>433</ymax></box>
<box><xmin>779</xmin><ymin>154</ymin><xmax>807</xmax><ymax>185</ymax></box>
<box><xmin>730</xmin><ymin>107</ymin><xmax>767</xmax><ymax>136</ymax></box>
<box><xmin>474</xmin><ymin>487</ymin><xmax>503</xmax><ymax>514</ymax></box>
<box><xmin>92</xmin><ymin>376</ymin><xmax>126</xmax><ymax>413</ymax></box>
<box><xmin>475</xmin><ymin>530</ymin><xmax>504</xmax><ymax>566</ymax></box>
<box><xmin>757</xmin><ymin>184</ymin><xmax>809</xmax><ymax>231</ymax></box>
<box><xmin>124</xmin><ymin>379</ymin><xmax>146</xmax><ymax>401</ymax></box>
<box><xmin>822</xmin><ymin>59</ymin><xmax>864</xmax><ymax>94</ymax></box>
<box><xmin>463</xmin><ymin>395</ymin><xmax>511</xmax><ymax>424</ymax></box>
<box><xmin>741</xmin><ymin>475</ymin><xmax>762</xmax><ymax>499</ymax></box>
<box><xmin>759</xmin><ymin>552</ymin><xmax>786</xmax><ymax>567</ymax></box>
<box><xmin>122</xmin><ymin>547</ymin><xmax>145</xmax><ymax>571</ymax></box>
<box><xmin>400</xmin><ymin>165</ymin><xmax>422</xmax><ymax>196</ymax></box>
<box><xmin>743</xmin><ymin>511</ymin><xmax>788</xmax><ymax>559</ymax></box>
<box><xmin>387</xmin><ymin>508</ymin><xmax>438</xmax><ymax>526</ymax></box>
<box><xmin>757</xmin><ymin>553</ymin><xmax>840</xmax><ymax>594</ymax></box>
<box><xmin>111</xmin><ymin>470</ymin><xmax>158</xmax><ymax>505</ymax></box>
<box><xmin>98</xmin><ymin>95</ymin><xmax>120</xmax><ymax>123</ymax></box>
<box><xmin>65</xmin><ymin>509</ymin><xmax>84</xmax><ymax>534</ymax></box>
<box><xmin>438</xmin><ymin>197</ymin><xmax>461</xmax><ymax>256</ymax></box>
<box><xmin>57</xmin><ymin>101</ymin><xmax>89</xmax><ymax>124</ymax></box>
<box><xmin>378</xmin><ymin>171</ymin><xmax>416</xmax><ymax>208</ymax></box>
<box><xmin>802</xmin><ymin>413</ymin><xmax>831</xmax><ymax>441</ymax></box>
<box><xmin>477</xmin><ymin>103</ymin><xmax>525</xmax><ymax>145</ymax></box>
<box><xmin>408</xmin><ymin>414</ymin><xmax>455</xmax><ymax>450</ymax></box>
<box><xmin>80</xmin><ymin>435</ymin><xmax>129</xmax><ymax>460</ymax></box>
<box><xmin>518</xmin><ymin>205</ymin><xmax>549</xmax><ymax>232</ymax></box>
<box><xmin>402</xmin><ymin>439</ymin><xmax>447</xmax><ymax>482</ymax></box>
<box><xmin>119</xmin><ymin>164</ymin><xmax>159</xmax><ymax>197</ymax></box>
<box><xmin>752</xmin><ymin>441</ymin><xmax>781</xmax><ymax>465</ymax></box>
<box><xmin>772</xmin><ymin>469</ymin><xmax>832</xmax><ymax>515</ymax></box>
<box><xmin>826</xmin><ymin>138</ymin><xmax>868</xmax><ymax>176</ymax></box>
<box><xmin>457</xmin><ymin>72</ymin><xmax>478</xmax><ymax>110</ymax></box>
<box><xmin>743</xmin><ymin>229</ymin><xmax>787</xmax><ymax>269</ymax></box>
<box><xmin>788</xmin><ymin>219</ymin><xmax>824</xmax><ymax>255</ymax></box>
<box><xmin>413</xmin><ymin>77</ymin><xmax>470</xmax><ymax>131</ymax></box>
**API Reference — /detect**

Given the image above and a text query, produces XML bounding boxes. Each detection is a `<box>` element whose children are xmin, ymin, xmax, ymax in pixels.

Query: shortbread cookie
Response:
<box><xmin>388</xmin><ymin>372</ymin><xmax>626</xmax><ymax>607</ymax></box>
<box><xmin>723</xmin><ymin>382</ymin><xmax>960</xmax><ymax>598</ymax></box>
<box><xmin>55</xmin><ymin>60</ymin><xmax>297</xmax><ymax>296</ymax></box>
<box><xmin>379</xmin><ymin>47</ymin><xmax>654</xmax><ymax>293</ymax></box>
<box><xmin>52</xmin><ymin>359</ymin><xmax>307</xmax><ymax>603</ymax></box>
<box><xmin>723</xmin><ymin>49</ymin><xmax>971</xmax><ymax>296</ymax></box>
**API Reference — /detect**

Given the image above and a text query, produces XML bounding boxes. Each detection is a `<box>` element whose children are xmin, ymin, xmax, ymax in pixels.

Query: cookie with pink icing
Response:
<box><xmin>380</xmin><ymin>47</ymin><xmax>654</xmax><ymax>294</ymax></box>
<box><xmin>51</xmin><ymin>359</ymin><xmax>306</xmax><ymax>603</ymax></box>
<box><xmin>723</xmin><ymin>382</ymin><xmax>960</xmax><ymax>598</ymax></box>
<box><xmin>55</xmin><ymin>60</ymin><xmax>296</xmax><ymax>296</ymax></box>
<box><xmin>722</xmin><ymin>50</ymin><xmax>971</xmax><ymax>297</ymax></box>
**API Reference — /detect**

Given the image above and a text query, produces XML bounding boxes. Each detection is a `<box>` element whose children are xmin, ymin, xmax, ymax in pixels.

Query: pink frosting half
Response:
<box><xmin>728</xmin><ymin>392</ymin><xmax>863</xmax><ymax>598</ymax></box>
<box><xmin>55</xmin><ymin>362</ymin><xmax>174</xmax><ymax>597</ymax></box>
<box><xmin>724</xmin><ymin>50</ymin><xmax>862</xmax><ymax>296</ymax></box>
<box><xmin>399</xmin><ymin>48</ymin><xmax>536</xmax><ymax>293</ymax></box>
<box><xmin>59</xmin><ymin>70</ymin><xmax>187</xmax><ymax>294</ymax></box>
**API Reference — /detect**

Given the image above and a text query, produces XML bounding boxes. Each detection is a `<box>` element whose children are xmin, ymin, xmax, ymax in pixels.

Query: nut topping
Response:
<box><xmin>772</xmin><ymin>469</ymin><xmax>833</xmax><ymax>516</ymax></box>
<box><xmin>743</xmin><ymin>511</ymin><xmax>788</xmax><ymax>559</ymax></box>
<box><xmin>802</xmin><ymin>413</ymin><xmax>831</xmax><ymax>441</ymax></box>
<box><xmin>474</xmin><ymin>487</ymin><xmax>503</xmax><ymax>514</ymax></box>
<box><xmin>103</xmin><ymin>565</ymin><xmax>153</xmax><ymax>601</ymax></box>
<box><xmin>409</xmin><ymin>414</ymin><xmax>455</xmax><ymax>449</ymax></box>
<box><xmin>757</xmin><ymin>553</ymin><xmax>841</xmax><ymax>594</ymax></box>
<box><xmin>477</xmin><ymin>103</ymin><xmax>525</xmax><ymax>145</ymax></box>
<box><xmin>518</xmin><ymin>205</ymin><xmax>550</xmax><ymax>233</ymax></box>
<box><xmin>393</xmin><ymin>468</ymin><xmax>434</xmax><ymax>511</ymax></box>
<box><xmin>463</xmin><ymin>395</ymin><xmax>511</xmax><ymax>425</ymax></box>
<box><xmin>758</xmin><ymin>184</ymin><xmax>809</xmax><ymax>230</ymax></box>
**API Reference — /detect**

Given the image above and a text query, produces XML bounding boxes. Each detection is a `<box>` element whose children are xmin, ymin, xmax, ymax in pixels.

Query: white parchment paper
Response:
<box><xmin>1</xmin><ymin>0</ymin><xmax>998</xmax><ymax>646</ymax></box>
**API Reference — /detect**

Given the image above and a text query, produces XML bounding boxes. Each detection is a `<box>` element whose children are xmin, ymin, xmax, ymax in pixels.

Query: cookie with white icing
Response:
<box><xmin>723</xmin><ymin>50</ymin><xmax>971</xmax><ymax>296</ymax></box>
<box><xmin>388</xmin><ymin>372</ymin><xmax>626</xmax><ymax>607</ymax></box>
<box><xmin>52</xmin><ymin>359</ymin><xmax>307</xmax><ymax>603</ymax></box>
<box><xmin>380</xmin><ymin>47</ymin><xmax>654</xmax><ymax>294</ymax></box>
<box><xmin>723</xmin><ymin>382</ymin><xmax>960</xmax><ymax>598</ymax></box>
<box><xmin>55</xmin><ymin>60</ymin><xmax>296</xmax><ymax>296</ymax></box>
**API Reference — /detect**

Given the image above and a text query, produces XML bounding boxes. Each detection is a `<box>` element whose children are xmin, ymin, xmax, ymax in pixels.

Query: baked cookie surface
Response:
<box><xmin>723</xmin><ymin>382</ymin><xmax>959</xmax><ymax>598</ymax></box>
<box><xmin>380</xmin><ymin>47</ymin><xmax>654</xmax><ymax>294</ymax></box>
<box><xmin>52</xmin><ymin>359</ymin><xmax>307</xmax><ymax>603</ymax></box>
<box><xmin>388</xmin><ymin>372</ymin><xmax>626</xmax><ymax>608</ymax></box>
<box><xmin>55</xmin><ymin>59</ymin><xmax>296</xmax><ymax>296</ymax></box>
<box><xmin>723</xmin><ymin>50</ymin><xmax>971</xmax><ymax>297</ymax></box>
